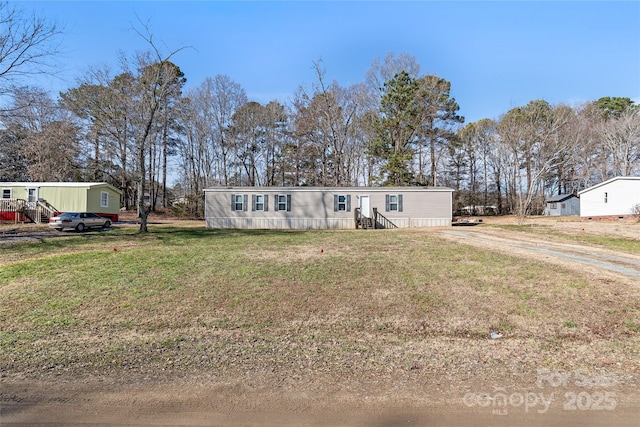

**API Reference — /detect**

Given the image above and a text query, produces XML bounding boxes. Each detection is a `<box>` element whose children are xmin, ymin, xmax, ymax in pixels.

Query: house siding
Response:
<box><xmin>86</xmin><ymin>187</ymin><xmax>120</xmax><ymax>213</ymax></box>
<box><xmin>38</xmin><ymin>186</ymin><xmax>88</xmax><ymax>212</ymax></box>
<box><xmin>579</xmin><ymin>177</ymin><xmax>640</xmax><ymax>218</ymax></box>
<box><xmin>205</xmin><ymin>187</ymin><xmax>453</xmax><ymax>229</ymax></box>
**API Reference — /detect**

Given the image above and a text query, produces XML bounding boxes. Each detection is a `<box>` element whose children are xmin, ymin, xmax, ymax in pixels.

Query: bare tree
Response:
<box><xmin>291</xmin><ymin>61</ymin><xmax>365</xmax><ymax>186</ymax></box>
<box><xmin>497</xmin><ymin>101</ymin><xmax>573</xmax><ymax>220</ymax></box>
<box><xmin>365</xmin><ymin>52</ymin><xmax>421</xmax><ymax>100</ymax></box>
<box><xmin>598</xmin><ymin>109</ymin><xmax>640</xmax><ymax>177</ymax></box>
<box><xmin>0</xmin><ymin>86</ymin><xmax>80</xmax><ymax>182</ymax></box>
<box><xmin>22</xmin><ymin>121</ymin><xmax>80</xmax><ymax>181</ymax></box>
<box><xmin>226</xmin><ymin>100</ymin><xmax>289</xmax><ymax>187</ymax></box>
<box><xmin>126</xmin><ymin>24</ymin><xmax>189</xmax><ymax>233</ymax></box>
<box><xmin>61</xmin><ymin>68</ymin><xmax>139</xmax><ymax>207</ymax></box>
<box><xmin>0</xmin><ymin>124</ymin><xmax>29</xmax><ymax>181</ymax></box>
<box><xmin>175</xmin><ymin>84</ymin><xmax>219</xmax><ymax>193</ymax></box>
<box><xmin>457</xmin><ymin>119</ymin><xmax>498</xmax><ymax>211</ymax></box>
<box><xmin>0</xmin><ymin>1</ymin><xmax>62</xmax><ymax>99</ymax></box>
<box><xmin>174</xmin><ymin>75</ymin><xmax>247</xmax><ymax>191</ymax></box>
<box><xmin>206</xmin><ymin>75</ymin><xmax>248</xmax><ymax>186</ymax></box>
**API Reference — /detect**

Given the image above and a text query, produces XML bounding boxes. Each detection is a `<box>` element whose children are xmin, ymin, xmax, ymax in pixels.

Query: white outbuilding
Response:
<box><xmin>578</xmin><ymin>176</ymin><xmax>640</xmax><ymax>220</ymax></box>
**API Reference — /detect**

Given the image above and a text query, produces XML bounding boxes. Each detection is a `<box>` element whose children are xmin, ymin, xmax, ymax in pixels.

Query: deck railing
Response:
<box><xmin>36</xmin><ymin>199</ymin><xmax>58</xmax><ymax>220</ymax></box>
<box><xmin>0</xmin><ymin>198</ymin><xmax>58</xmax><ymax>223</ymax></box>
<box><xmin>372</xmin><ymin>208</ymin><xmax>398</xmax><ymax>229</ymax></box>
<box><xmin>354</xmin><ymin>207</ymin><xmax>372</xmax><ymax>229</ymax></box>
<box><xmin>354</xmin><ymin>207</ymin><xmax>397</xmax><ymax>229</ymax></box>
<box><xmin>0</xmin><ymin>198</ymin><xmax>26</xmax><ymax>212</ymax></box>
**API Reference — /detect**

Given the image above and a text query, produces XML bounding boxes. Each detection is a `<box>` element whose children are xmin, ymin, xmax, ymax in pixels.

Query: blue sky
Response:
<box><xmin>21</xmin><ymin>1</ymin><xmax>640</xmax><ymax>123</ymax></box>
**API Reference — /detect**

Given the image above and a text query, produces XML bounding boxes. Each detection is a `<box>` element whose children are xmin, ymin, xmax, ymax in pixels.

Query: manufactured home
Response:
<box><xmin>578</xmin><ymin>176</ymin><xmax>640</xmax><ymax>220</ymax></box>
<box><xmin>0</xmin><ymin>182</ymin><xmax>122</xmax><ymax>223</ymax></box>
<box><xmin>204</xmin><ymin>186</ymin><xmax>454</xmax><ymax>230</ymax></box>
<box><xmin>544</xmin><ymin>194</ymin><xmax>580</xmax><ymax>216</ymax></box>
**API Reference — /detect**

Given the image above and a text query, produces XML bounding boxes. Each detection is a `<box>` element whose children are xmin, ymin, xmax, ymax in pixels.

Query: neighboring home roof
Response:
<box><xmin>1</xmin><ymin>182</ymin><xmax>122</xmax><ymax>194</ymax></box>
<box><xmin>545</xmin><ymin>194</ymin><xmax>578</xmax><ymax>203</ymax></box>
<box><xmin>578</xmin><ymin>176</ymin><xmax>640</xmax><ymax>196</ymax></box>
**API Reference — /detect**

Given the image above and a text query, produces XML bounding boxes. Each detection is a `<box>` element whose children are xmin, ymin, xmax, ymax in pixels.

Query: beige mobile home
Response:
<box><xmin>204</xmin><ymin>186</ymin><xmax>454</xmax><ymax>229</ymax></box>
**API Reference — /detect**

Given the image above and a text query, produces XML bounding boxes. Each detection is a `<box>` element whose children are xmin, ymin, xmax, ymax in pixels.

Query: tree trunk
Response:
<box><xmin>162</xmin><ymin>116</ymin><xmax>168</xmax><ymax>208</ymax></box>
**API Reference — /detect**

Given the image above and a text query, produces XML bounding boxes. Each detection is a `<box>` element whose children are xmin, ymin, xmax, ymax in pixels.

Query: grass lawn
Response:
<box><xmin>1</xmin><ymin>225</ymin><xmax>639</xmax><ymax>395</ymax></box>
<box><xmin>492</xmin><ymin>223</ymin><xmax>640</xmax><ymax>254</ymax></box>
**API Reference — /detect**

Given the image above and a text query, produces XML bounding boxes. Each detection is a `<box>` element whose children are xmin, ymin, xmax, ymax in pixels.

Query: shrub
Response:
<box><xmin>170</xmin><ymin>193</ymin><xmax>205</xmax><ymax>219</ymax></box>
<box><xmin>632</xmin><ymin>203</ymin><xmax>640</xmax><ymax>222</ymax></box>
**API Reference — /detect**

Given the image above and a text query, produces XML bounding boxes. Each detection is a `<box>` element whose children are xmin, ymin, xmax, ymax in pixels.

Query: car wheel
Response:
<box><xmin>76</xmin><ymin>223</ymin><xmax>85</xmax><ymax>232</ymax></box>
<box><xmin>103</xmin><ymin>220</ymin><xmax>112</xmax><ymax>229</ymax></box>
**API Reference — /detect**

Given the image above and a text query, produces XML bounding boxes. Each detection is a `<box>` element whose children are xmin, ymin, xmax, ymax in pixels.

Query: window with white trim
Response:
<box><xmin>252</xmin><ymin>194</ymin><xmax>268</xmax><ymax>211</ymax></box>
<box><xmin>100</xmin><ymin>191</ymin><xmax>109</xmax><ymax>208</ymax></box>
<box><xmin>604</xmin><ymin>192</ymin><xmax>608</xmax><ymax>203</ymax></box>
<box><xmin>275</xmin><ymin>194</ymin><xmax>291</xmax><ymax>212</ymax></box>
<box><xmin>1</xmin><ymin>188</ymin><xmax>11</xmax><ymax>199</ymax></box>
<box><xmin>231</xmin><ymin>194</ymin><xmax>248</xmax><ymax>211</ymax></box>
<box><xmin>385</xmin><ymin>194</ymin><xmax>403</xmax><ymax>212</ymax></box>
<box><xmin>334</xmin><ymin>194</ymin><xmax>351</xmax><ymax>212</ymax></box>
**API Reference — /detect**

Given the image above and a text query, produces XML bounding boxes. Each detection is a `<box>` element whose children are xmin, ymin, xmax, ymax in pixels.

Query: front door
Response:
<box><xmin>359</xmin><ymin>195</ymin><xmax>370</xmax><ymax>218</ymax></box>
<box><xmin>27</xmin><ymin>188</ymin><xmax>38</xmax><ymax>208</ymax></box>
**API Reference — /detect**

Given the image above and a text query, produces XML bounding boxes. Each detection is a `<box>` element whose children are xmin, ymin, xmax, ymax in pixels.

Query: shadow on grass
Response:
<box><xmin>146</xmin><ymin>226</ymin><xmax>310</xmax><ymax>239</ymax></box>
<box><xmin>0</xmin><ymin>226</ymin><xmax>314</xmax><ymax>252</ymax></box>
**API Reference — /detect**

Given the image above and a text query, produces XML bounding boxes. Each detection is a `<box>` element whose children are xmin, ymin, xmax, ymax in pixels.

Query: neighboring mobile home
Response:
<box><xmin>0</xmin><ymin>182</ymin><xmax>122</xmax><ymax>223</ymax></box>
<box><xmin>544</xmin><ymin>194</ymin><xmax>580</xmax><ymax>216</ymax></box>
<box><xmin>204</xmin><ymin>186</ymin><xmax>454</xmax><ymax>230</ymax></box>
<box><xmin>578</xmin><ymin>176</ymin><xmax>640</xmax><ymax>220</ymax></box>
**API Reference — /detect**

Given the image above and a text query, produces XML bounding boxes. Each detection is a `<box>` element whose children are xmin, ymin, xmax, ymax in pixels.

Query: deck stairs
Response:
<box><xmin>354</xmin><ymin>207</ymin><xmax>398</xmax><ymax>230</ymax></box>
<box><xmin>0</xmin><ymin>199</ymin><xmax>60</xmax><ymax>224</ymax></box>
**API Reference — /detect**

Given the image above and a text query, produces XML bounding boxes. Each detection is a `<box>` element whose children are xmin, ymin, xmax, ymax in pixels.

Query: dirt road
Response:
<box><xmin>2</xmin><ymin>379</ymin><xmax>639</xmax><ymax>426</ymax></box>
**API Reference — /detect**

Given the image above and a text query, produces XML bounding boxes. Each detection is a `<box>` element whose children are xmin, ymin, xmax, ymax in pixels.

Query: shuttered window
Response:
<box><xmin>252</xmin><ymin>194</ymin><xmax>269</xmax><ymax>211</ymax></box>
<box><xmin>333</xmin><ymin>194</ymin><xmax>351</xmax><ymax>212</ymax></box>
<box><xmin>385</xmin><ymin>194</ymin><xmax>403</xmax><ymax>212</ymax></box>
<box><xmin>231</xmin><ymin>194</ymin><xmax>248</xmax><ymax>211</ymax></box>
<box><xmin>275</xmin><ymin>194</ymin><xmax>291</xmax><ymax>212</ymax></box>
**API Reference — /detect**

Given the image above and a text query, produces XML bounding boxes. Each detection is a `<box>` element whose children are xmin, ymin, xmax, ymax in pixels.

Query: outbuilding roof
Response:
<box><xmin>545</xmin><ymin>194</ymin><xmax>577</xmax><ymax>203</ymax></box>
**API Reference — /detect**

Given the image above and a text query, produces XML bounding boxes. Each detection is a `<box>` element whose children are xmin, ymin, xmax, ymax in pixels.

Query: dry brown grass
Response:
<box><xmin>1</xmin><ymin>219</ymin><xmax>639</xmax><ymax>403</ymax></box>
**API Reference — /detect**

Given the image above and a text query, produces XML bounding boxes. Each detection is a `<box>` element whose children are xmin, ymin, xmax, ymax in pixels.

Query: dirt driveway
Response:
<box><xmin>440</xmin><ymin>224</ymin><xmax>640</xmax><ymax>284</ymax></box>
<box><xmin>1</xmin><ymin>217</ymin><xmax>639</xmax><ymax>426</ymax></box>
